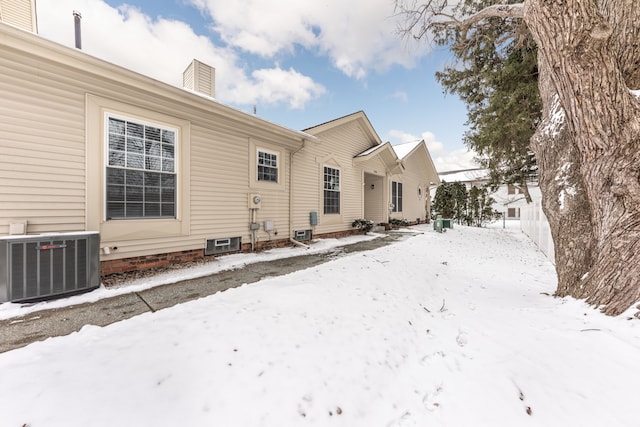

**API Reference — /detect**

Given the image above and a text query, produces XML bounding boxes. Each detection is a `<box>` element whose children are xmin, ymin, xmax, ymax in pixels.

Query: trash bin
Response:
<box><xmin>434</xmin><ymin>215</ymin><xmax>443</xmax><ymax>233</ymax></box>
<box><xmin>442</xmin><ymin>219</ymin><xmax>453</xmax><ymax>229</ymax></box>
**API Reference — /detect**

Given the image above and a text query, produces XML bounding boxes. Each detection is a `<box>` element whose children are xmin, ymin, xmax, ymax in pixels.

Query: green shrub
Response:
<box><xmin>352</xmin><ymin>218</ymin><xmax>374</xmax><ymax>234</ymax></box>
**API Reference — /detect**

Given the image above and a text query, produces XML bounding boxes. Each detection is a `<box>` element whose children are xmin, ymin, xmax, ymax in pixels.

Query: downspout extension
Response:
<box><xmin>289</xmin><ymin>237</ymin><xmax>310</xmax><ymax>249</ymax></box>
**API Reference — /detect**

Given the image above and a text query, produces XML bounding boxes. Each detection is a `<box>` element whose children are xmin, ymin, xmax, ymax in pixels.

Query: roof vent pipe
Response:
<box><xmin>73</xmin><ymin>10</ymin><xmax>82</xmax><ymax>49</ymax></box>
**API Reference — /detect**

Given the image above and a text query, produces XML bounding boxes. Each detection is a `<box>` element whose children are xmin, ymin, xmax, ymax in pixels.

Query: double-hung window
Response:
<box><xmin>323</xmin><ymin>166</ymin><xmax>340</xmax><ymax>214</ymax></box>
<box><xmin>392</xmin><ymin>181</ymin><xmax>403</xmax><ymax>213</ymax></box>
<box><xmin>106</xmin><ymin>116</ymin><xmax>177</xmax><ymax>219</ymax></box>
<box><xmin>257</xmin><ymin>149</ymin><xmax>278</xmax><ymax>182</ymax></box>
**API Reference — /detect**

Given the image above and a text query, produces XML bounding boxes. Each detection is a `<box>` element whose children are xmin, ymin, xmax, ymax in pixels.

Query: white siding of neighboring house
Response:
<box><xmin>491</xmin><ymin>183</ymin><xmax>541</xmax><ymax>220</ymax></box>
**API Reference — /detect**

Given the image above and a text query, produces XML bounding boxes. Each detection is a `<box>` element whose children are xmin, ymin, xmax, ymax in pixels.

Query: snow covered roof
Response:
<box><xmin>438</xmin><ymin>168</ymin><xmax>489</xmax><ymax>183</ymax></box>
<box><xmin>392</xmin><ymin>140</ymin><xmax>421</xmax><ymax>160</ymax></box>
<box><xmin>354</xmin><ymin>142</ymin><xmax>402</xmax><ymax>174</ymax></box>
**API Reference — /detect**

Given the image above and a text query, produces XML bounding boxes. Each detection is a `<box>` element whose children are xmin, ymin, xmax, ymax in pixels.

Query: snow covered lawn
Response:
<box><xmin>1</xmin><ymin>224</ymin><xmax>639</xmax><ymax>427</ymax></box>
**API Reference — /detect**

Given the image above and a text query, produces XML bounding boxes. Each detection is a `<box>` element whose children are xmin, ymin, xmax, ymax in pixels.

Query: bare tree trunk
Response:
<box><xmin>530</xmin><ymin>60</ymin><xmax>594</xmax><ymax>299</ymax></box>
<box><xmin>525</xmin><ymin>0</ymin><xmax>640</xmax><ymax>314</ymax></box>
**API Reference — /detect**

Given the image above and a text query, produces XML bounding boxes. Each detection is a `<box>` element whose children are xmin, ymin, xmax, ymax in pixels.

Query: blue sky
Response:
<box><xmin>35</xmin><ymin>0</ymin><xmax>478</xmax><ymax>172</ymax></box>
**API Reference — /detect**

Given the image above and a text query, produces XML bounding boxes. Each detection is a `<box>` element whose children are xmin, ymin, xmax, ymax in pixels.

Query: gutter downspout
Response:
<box><xmin>289</xmin><ymin>139</ymin><xmax>310</xmax><ymax>249</ymax></box>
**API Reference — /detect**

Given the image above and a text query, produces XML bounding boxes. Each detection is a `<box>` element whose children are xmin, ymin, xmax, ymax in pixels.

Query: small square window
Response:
<box><xmin>257</xmin><ymin>150</ymin><xmax>278</xmax><ymax>182</ymax></box>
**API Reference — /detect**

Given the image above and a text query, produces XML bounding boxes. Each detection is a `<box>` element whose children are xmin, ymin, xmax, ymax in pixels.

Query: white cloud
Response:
<box><xmin>420</xmin><ymin>130</ymin><xmax>445</xmax><ymax>154</ymax></box>
<box><xmin>35</xmin><ymin>0</ymin><xmax>324</xmax><ymax>109</ymax></box>
<box><xmin>388</xmin><ymin>129</ymin><xmax>478</xmax><ymax>173</ymax></box>
<box><xmin>233</xmin><ymin>67</ymin><xmax>326</xmax><ymax>110</ymax></box>
<box><xmin>390</xmin><ymin>91</ymin><xmax>409</xmax><ymax>103</ymax></box>
<box><xmin>189</xmin><ymin>0</ymin><xmax>429</xmax><ymax>79</ymax></box>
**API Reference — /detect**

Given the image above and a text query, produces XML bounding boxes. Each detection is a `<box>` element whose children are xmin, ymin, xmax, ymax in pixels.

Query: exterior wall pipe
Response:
<box><xmin>289</xmin><ymin>139</ymin><xmax>309</xmax><ymax>249</ymax></box>
<box><xmin>250</xmin><ymin>207</ymin><xmax>257</xmax><ymax>251</ymax></box>
<box><xmin>73</xmin><ymin>11</ymin><xmax>82</xmax><ymax>49</ymax></box>
<box><xmin>289</xmin><ymin>237</ymin><xmax>310</xmax><ymax>249</ymax></box>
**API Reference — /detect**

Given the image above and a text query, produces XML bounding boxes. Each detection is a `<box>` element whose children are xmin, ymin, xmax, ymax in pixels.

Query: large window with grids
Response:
<box><xmin>392</xmin><ymin>181</ymin><xmax>403</xmax><ymax>213</ymax></box>
<box><xmin>106</xmin><ymin>116</ymin><xmax>177</xmax><ymax>219</ymax></box>
<box><xmin>257</xmin><ymin>149</ymin><xmax>278</xmax><ymax>182</ymax></box>
<box><xmin>323</xmin><ymin>166</ymin><xmax>340</xmax><ymax>214</ymax></box>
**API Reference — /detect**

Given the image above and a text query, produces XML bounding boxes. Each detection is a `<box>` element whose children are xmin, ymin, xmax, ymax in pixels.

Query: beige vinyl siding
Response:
<box><xmin>189</xmin><ymin>128</ymin><xmax>292</xmax><ymax>246</ymax></box>
<box><xmin>0</xmin><ymin>0</ymin><xmax>36</xmax><ymax>32</ymax></box>
<box><xmin>183</xmin><ymin>59</ymin><xmax>215</xmax><ymax>98</ymax></box>
<box><xmin>0</xmin><ymin>48</ymin><xmax>86</xmax><ymax>234</ymax></box>
<box><xmin>391</xmin><ymin>148</ymin><xmax>432</xmax><ymax>222</ymax></box>
<box><xmin>362</xmin><ymin>156</ymin><xmax>388</xmax><ymax>223</ymax></box>
<box><xmin>183</xmin><ymin>63</ymin><xmax>195</xmax><ymax>92</ymax></box>
<box><xmin>0</xmin><ymin>25</ymin><xmax>305</xmax><ymax>261</ymax></box>
<box><xmin>295</xmin><ymin>120</ymin><xmax>374</xmax><ymax>235</ymax></box>
<box><xmin>189</xmin><ymin>128</ymin><xmax>250</xmax><ymax>233</ymax></box>
<box><xmin>290</xmin><ymin>148</ymin><xmax>319</xmax><ymax>232</ymax></box>
<box><xmin>196</xmin><ymin>63</ymin><xmax>214</xmax><ymax>98</ymax></box>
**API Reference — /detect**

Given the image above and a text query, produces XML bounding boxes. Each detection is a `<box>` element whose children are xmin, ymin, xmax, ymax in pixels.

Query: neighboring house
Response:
<box><xmin>0</xmin><ymin>9</ymin><xmax>440</xmax><ymax>276</ymax></box>
<box><xmin>491</xmin><ymin>183</ymin><xmax>541</xmax><ymax>220</ymax></box>
<box><xmin>435</xmin><ymin>168</ymin><xmax>540</xmax><ymax>220</ymax></box>
<box><xmin>438</xmin><ymin>168</ymin><xmax>490</xmax><ymax>189</ymax></box>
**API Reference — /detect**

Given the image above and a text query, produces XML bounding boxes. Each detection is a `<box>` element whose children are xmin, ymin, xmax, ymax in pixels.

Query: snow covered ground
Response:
<box><xmin>1</xmin><ymin>223</ymin><xmax>639</xmax><ymax>427</ymax></box>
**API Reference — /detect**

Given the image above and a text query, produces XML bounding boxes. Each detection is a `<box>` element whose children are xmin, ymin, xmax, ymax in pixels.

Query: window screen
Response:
<box><xmin>257</xmin><ymin>150</ymin><xmax>278</xmax><ymax>182</ymax></box>
<box><xmin>106</xmin><ymin>117</ymin><xmax>176</xmax><ymax>219</ymax></box>
<box><xmin>324</xmin><ymin>166</ymin><xmax>340</xmax><ymax>214</ymax></box>
<box><xmin>392</xmin><ymin>181</ymin><xmax>403</xmax><ymax>212</ymax></box>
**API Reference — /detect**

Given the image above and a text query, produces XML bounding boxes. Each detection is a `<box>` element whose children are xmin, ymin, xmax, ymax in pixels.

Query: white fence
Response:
<box><xmin>520</xmin><ymin>200</ymin><xmax>555</xmax><ymax>264</ymax></box>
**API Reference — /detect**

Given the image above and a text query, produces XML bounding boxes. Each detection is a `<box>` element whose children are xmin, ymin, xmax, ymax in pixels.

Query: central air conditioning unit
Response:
<box><xmin>0</xmin><ymin>232</ymin><xmax>100</xmax><ymax>303</ymax></box>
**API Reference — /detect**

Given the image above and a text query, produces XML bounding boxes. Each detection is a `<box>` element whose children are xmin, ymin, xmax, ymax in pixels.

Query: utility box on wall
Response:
<box><xmin>309</xmin><ymin>211</ymin><xmax>318</xmax><ymax>226</ymax></box>
<box><xmin>248</xmin><ymin>194</ymin><xmax>262</xmax><ymax>209</ymax></box>
<box><xmin>0</xmin><ymin>232</ymin><xmax>100</xmax><ymax>303</ymax></box>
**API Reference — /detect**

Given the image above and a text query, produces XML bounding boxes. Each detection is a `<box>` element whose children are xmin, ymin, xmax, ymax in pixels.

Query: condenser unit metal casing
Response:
<box><xmin>0</xmin><ymin>232</ymin><xmax>100</xmax><ymax>303</ymax></box>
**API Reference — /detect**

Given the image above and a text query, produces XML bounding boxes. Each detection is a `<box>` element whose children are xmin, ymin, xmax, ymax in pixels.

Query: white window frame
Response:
<box><xmin>323</xmin><ymin>166</ymin><xmax>341</xmax><ymax>214</ymax></box>
<box><xmin>256</xmin><ymin>148</ymin><xmax>279</xmax><ymax>183</ymax></box>
<box><xmin>104</xmin><ymin>113</ymin><xmax>179</xmax><ymax>220</ymax></box>
<box><xmin>392</xmin><ymin>181</ymin><xmax>403</xmax><ymax>213</ymax></box>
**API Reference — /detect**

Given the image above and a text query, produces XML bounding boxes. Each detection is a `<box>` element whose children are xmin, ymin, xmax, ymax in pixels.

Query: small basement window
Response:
<box><xmin>205</xmin><ymin>237</ymin><xmax>241</xmax><ymax>255</ymax></box>
<box><xmin>294</xmin><ymin>230</ymin><xmax>312</xmax><ymax>241</ymax></box>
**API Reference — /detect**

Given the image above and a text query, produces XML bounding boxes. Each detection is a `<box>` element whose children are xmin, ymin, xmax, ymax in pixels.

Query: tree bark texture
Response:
<box><xmin>525</xmin><ymin>0</ymin><xmax>640</xmax><ymax>314</ymax></box>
